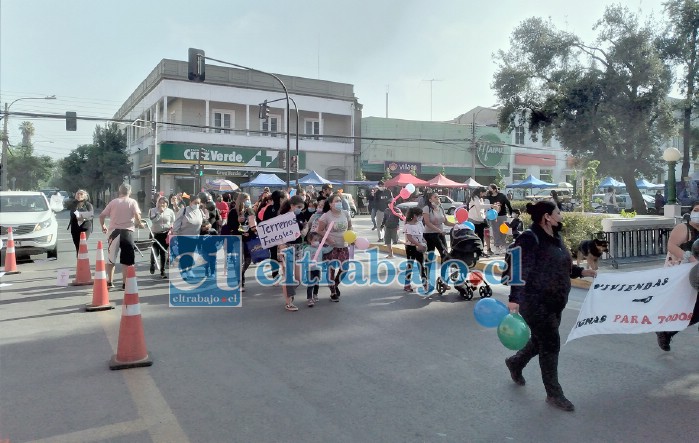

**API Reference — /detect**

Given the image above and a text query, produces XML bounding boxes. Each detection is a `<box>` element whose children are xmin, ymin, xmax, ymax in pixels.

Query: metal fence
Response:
<box><xmin>601</xmin><ymin>227</ymin><xmax>671</xmax><ymax>268</ymax></box>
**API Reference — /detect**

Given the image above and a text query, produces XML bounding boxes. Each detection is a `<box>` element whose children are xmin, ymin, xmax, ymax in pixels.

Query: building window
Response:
<box><xmin>262</xmin><ymin>116</ymin><xmax>280</xmax><ymax>137</ymax></box>
<box><xmin>169</xmin><ymin>112</ymin><xmax>176</xmax><ymax>124</ymax></box>
<box><xmin>540</xmin><ymin>169</ymin><xmax>553</xmax><ymax>183</ymax></box>
<box><xmin>305</xmin><ymin>120</ymin><xmax>320</xmax><ymax>140</ymax></box>
<box><xmin>212</xmin><ymin>110</ymin><xmax>232</xmax><ymax>134</ymax></box>
<box><xmin>512</xmin><ymin>168</ymin><xmax>526</xmax><ymax>182</ymax></box>
<box><xmin>515</xmin><ymin>126</ymin><xmax>525</xmax><ymax>145</ymax></box>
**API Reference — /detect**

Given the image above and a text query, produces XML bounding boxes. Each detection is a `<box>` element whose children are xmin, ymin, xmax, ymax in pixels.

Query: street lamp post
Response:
<box><xmin>1</xmin><ymin>95</ymin><xmax>56</xmax><ymax>190</ymax></box>
<box><xmin>663</xmin><ymin>147</ymin><xmax>682</xmax><ymax>218</ymax></box>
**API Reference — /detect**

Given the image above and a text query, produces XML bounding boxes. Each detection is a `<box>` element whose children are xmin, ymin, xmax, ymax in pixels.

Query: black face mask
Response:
<box><xmin>552</xmin><ymin>221</ymin><xmax>564</xmax><ymax>233</ymax></box>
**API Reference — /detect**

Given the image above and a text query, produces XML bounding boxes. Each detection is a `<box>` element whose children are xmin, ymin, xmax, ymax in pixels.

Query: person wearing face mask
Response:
<box><xmin>222</xmin><ymin>192</ymin><xmax>258</xmax><ymax>291</ymax></box>
<box><xmin>172</xmin><ymin>195</ymin><xmax>204</xmax><ymax>236</ymax></box>
<box><xmin>655</xmin><ymin>201</ymin><xmax>699</xmax><ymax>352</ymax></box>
<box><xmin>148</xmin><ymin>196</ymin><xmax>175</xmax><ymax>278</ymax></box>
<box><xmin>66</xmin><ymin>189</ymin><xmax>94</xmax><ymax>255</ymax></box>
<box><xmin>303</xmin><ymin>232</ymin><xmax>334</xmax><ymax>307</ymax></box>
<box><xmin>316</xmin><ymin>193</ymin><xmax>353</xmax><ymax>302</ymax></box>
<box><xmin>263</xmin><ymin>190</ymin><xmax>289</xmax><ymax>281</ymax></box>
<box><xmin>373</xmin><ymin>180</ymin><xmax>393</xmax><ymax>242</ymax></box>
<box><xmin>504</xmin><ymin>201</ymin><xmax>596</xmax><ymax>412</ymax></box>
<box><xmin>278</xmin><ymin>195</ymin><xmax>308</xmax><ymax>311</ymax></box>
<box><xmin>467</xmin><ymin>187</ymin><xmax>491</xmax><ymax>258</ymax></box>
<box><xmin>403</xmin><ymin>207</ymin><xmax>427</xmax><ymax>292</ymax></box>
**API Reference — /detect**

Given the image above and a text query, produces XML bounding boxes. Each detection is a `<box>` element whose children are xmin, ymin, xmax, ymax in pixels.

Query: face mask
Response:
<box><xmin>294</xmin><ymin>208</ymin><xmax>302</xmax><ymax>215</ymax></box>
<box><xmin>552</xmin><ymin>221</ymin><xmax>564</xmax><ymax>233</ymax></box>
<box><xmin>244</xmin><ymin>200</ymin><xmax>251</xmax><ymax>207</ymax></box>
<box><xmin>308</xmin><ymin>207</ymin><xmax>316</xmax><ymax>213</ymax></box>
<box><xmin>334</xmin><ymin>202</ymin><xmax>343</xmax><ymax>210</ymax></box>
<box><xmin>378</xmin><ymin>187</ymin><xmax>385</xmax><ymax>191</ymax></box>
<box><xmin>691</xmin><ymin>212</ymin><xmax>699</xmax><ymax>223</ymax></box>
<box><xmin>311</xmin><ymin>241</ymin><xmax>320</xmax><ymax>247</ymax></box>
<box><xmin>416</xmin><ymin>216</ymin><xmax>423</xmax><ymax>223</ymax></box>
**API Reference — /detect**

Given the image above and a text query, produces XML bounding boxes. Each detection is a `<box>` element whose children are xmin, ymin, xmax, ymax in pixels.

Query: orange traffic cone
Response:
<box><xmin>2</xmin><ymin>227</ymin><xmax>20</xmax><ymax>275</ymax></box>
<box><xmin>109</xmin><ymin>265</ymin><xmax>153</xmax><ymax>370</ymax></box>
<box><xmin>71</xmin><ymin>232</ymin><xmax>93</xmax><ymax>286</ymax></box>
<box><xmin>86</xmin><ymin>241</ymin><xmax>115</xmax><ymax>312</ymax></box>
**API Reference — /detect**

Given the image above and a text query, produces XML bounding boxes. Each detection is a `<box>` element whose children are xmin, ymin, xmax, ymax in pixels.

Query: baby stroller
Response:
<box><xmin>437</xmin><ymin>224</ymin><xmax>493</xmax><ymax>300</ymax></box>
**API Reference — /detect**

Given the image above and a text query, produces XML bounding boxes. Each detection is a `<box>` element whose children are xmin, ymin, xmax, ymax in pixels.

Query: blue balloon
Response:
<box><xmin>473</xmin><ymin>298</ymin><xmax>509</xmax><ymax>328</ymax></box>
<box><xmin>486</xmin><ymin>209</ymin><xmax>498</xmax><ymax>221</ymax></box>
<box><xmin>462</xmin><ymin>221</ymin><xmax>475</xmax><ymax>231</ymax></box>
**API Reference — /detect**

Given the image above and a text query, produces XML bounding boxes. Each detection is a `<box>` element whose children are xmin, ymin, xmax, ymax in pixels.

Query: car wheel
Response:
<box><xmin>47</xmin><ymin>246</ymin><xmax>58</xmax><ymax>259</ymax></box>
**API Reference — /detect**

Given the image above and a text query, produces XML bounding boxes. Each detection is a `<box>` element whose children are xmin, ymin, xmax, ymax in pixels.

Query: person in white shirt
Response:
<box><xmin>148</xmin><ymin>196</ymin><xmax>176</xmax><ymax>278</ymax></box>
<box><xmin>172</xmin><ymin>195</ymin><xmax>204</xmax><ymax>236</ymax></box>
<box><xmin>403</xmin><ymin>207</ymin><xmax>427</xmax><ymax>292</ymax></box>
<box><xmin>467</xmin><ymin>187</ymin><xmax>492</xmax><ymax>258</ymax></box>
<box><xmin>604</xmin><ymin>187</ymin><xmax>619</xmax><ymax>214</ymax></box>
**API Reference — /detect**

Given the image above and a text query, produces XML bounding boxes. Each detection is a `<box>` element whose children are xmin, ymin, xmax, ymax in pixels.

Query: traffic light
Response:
<box><xmin>258</xmin><ymin>101</ymin><xmax>269</xmax><ymax>121</ymax></box>
<box><xmin>188</xmin><ymin>48</ymin><xmax>206</xmax><ymax>82</ymax></box>
<box><xmin>290</xmin><ymin>155</ymin><xmax>298</xmax><ymax>172</ymax></box>
<box><xmin>66</xmin><ymin>112</ymin><xmax>77</xmax><ymax>131</ymax></box>
<box><xmin>198</xmin><ymin>167</ymin><xmax>204</xmax><ymax>177</ymax></box>
<box><xmin>190</xmin><ymin>164</ymin><xmax>197</xmax><ymax>176</ymax></box>
<box><xmin>278</xmin><ymin>153</ymin><xmax>287</xmax><ymax>170</ymax></box>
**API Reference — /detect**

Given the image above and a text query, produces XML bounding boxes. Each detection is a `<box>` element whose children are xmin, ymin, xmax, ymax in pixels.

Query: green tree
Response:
<box><xmin>658</xmin><ymin>0</ymin><xmax>699</xmax><ymax>179</ymax></box>
<box><xmin>493</xmin><ymin>6</ymin><xmax>675</xmax><ymax>214</ymax></box>
<box><xmin>5</xmin><ymin>121</ymin><xmax>53</xmax><ymax>190</ymax></box>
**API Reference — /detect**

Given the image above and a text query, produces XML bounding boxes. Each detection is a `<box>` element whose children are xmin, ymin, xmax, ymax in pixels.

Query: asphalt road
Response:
<box><xmin>0</xmin><ymin>211</ymin><xmax>697</xmax><ymax>443</ymax></box>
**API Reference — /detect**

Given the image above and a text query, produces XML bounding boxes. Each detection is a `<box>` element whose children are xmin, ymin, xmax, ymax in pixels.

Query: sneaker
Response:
<box><xmin>312</xmin><ymin>294</ymin><xmax>319</xmax><ymax>303</ymax></box>
<box><xmin>161</xmin><ymin>273</ymin><xmax>168</xmax><ymax>279</ymax></box>
<box><xmin>404</xmin><ymin>286</ymin><xmax>414</xmax><ymax>293</ymax></box>
<box><xmin>656</xmin><ymin>332</ymin><xmax>671</xmax><ymax>352</ymax></box>
<box><xmin>505</xmin><ymin>357</ymin><xmax>526</xmax><ymax>386</ymax></box>
<box><xmin>307</xmin><ymin>299</ymin><xmax>315</xmax><ymax>307</ymax></box>
<box><xmin>378</xmin><ymin>238</ymin><xmax>384</xmax><ymax>242</ymax></box>
<box><xmin>149</xmin><ymin>263</ymin><xmax>155</xmax><ymax>274</ymax></box>
<box><xmin>241</xmin><ymin>287</ymin><xmax>246</xmax><ymax>292</ymax></box>
<box><xmin>285</xmin><ymin>303</ymin><xmax>299</xmax><ymax>312</ymax></box>
<box><xmin>372</xmin><ymin>226</ymin><xmax>377</xmax><ymax>231</ymax></box>
<box><xmin>330</xmin><ymin>294</ymin><xmax>340</xmax><ymax>302</ymax></box>
<box><xmin>546</xmin><ymin>395</ymin><xmax>575</xmax><ymax>412</ymax></box>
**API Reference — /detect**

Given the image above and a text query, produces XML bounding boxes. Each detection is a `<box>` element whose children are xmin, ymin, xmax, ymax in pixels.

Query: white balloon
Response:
<box><xmin>405</xmin><ymin>183</ymin><xmax>416</xmax><ymax>193</ymax></box>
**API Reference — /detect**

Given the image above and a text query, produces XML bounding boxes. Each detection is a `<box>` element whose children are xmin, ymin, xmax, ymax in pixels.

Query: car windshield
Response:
<box><xmin>0</xmin><ymin>195</ymin><xmax>49</xmax><ymax>213</ymax></box>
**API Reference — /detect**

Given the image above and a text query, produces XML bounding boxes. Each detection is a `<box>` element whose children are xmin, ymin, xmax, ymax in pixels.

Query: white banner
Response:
<box><xmin>566</xmin><ymin>263</ymin><xmax>697</xmax><ymax>343</ymax></box>
<box><xmin>256</xmin><ymin>212</ymin><xmax>301</xmax><ymax>249</ymax></box>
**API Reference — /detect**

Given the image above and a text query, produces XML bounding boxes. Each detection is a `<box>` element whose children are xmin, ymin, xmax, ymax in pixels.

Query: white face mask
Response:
<box><xmin>691</xmin><ymin>212</ymin><xmax>699</xmax><ymax>223</ymax></box>
<box><xmin>311</xmin><ymin>241</ymin><xmax>320</xmax><ymax>247</ymax></box>
<box><xmin>416</xmin><ymin>216</ymin><xmax>423</xmax><ymax>223</ymax></box>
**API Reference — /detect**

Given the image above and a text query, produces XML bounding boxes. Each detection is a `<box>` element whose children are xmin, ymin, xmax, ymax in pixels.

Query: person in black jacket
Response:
<box><xmin>504</xmin><ymin>201</ymin><xmax>596</xmax><ymax>412</ymax></box>
<box><xmin>66</xmin><ymin>189</ymin><xmax>94</xmax><ymax>255</ymax></box>
<box><xmin>262</xmin><ymin>190</ymin><xmax>289</xmax><ymax>280</ymax></box>
<box><xmin>486</xmin><ymin>184</ymin><xmax>513</xmax><ymax>254</ymax></box>
<box><xmin>373</xmin><ymin>180</ymin><xmax>393</xmax><ymax>242</ymax></box>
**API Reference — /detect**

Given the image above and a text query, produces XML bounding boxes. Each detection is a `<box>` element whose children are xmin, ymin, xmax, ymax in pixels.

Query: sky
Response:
<box><xmin>0</xmin><ymin>0</ymin><xmax>668</xmax><ymax>161</ymax></box>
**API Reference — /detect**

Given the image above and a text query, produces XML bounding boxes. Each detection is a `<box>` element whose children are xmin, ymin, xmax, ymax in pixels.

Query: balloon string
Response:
<box><xmin>389</xmin><ymin>195</ymin><xmax>406</xmax><ymax>221</ymax></box>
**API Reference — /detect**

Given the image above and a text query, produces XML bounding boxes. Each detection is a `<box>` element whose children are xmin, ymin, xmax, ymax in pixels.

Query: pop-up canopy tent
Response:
<box><xmin>635</xmin><ymin>178</ymin><xmax>663</xmax><ymax>190</ymax></box>
<box><xmin>240</xmin><ymin>173</ymin><xmax>287</xmax><ymax>188</ymax></box>
<box><xmin>509</xmin><ymin>175</ymin><xmax>557</xmax><ymax>188</ymax></box>
<box><xmin>599</xmin><ymin>176</ymin><xmax>625</xmax><ymax>188</ymax></box>
<box><xmin>383</xmin><ymin>173</ymin><xmax>428</xmax><ymax>187</ymax></box>
<box><xmin>290</xmin><ymin>170</ymin><xmax>341</xmax><ymax>186</ymax></box>
<box><xmin>463</xmin><ymin>177</ymin><xmax>483</xmax><ymax>187</ymax></box>
<box><xmin>426</xmin><ymin>174</ymin><xmax>464</xmax><ymax>188</ymax></box>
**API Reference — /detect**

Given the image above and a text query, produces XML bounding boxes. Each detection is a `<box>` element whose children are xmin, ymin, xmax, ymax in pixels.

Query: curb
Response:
<box><xmin>370</xmin><ymin>242</ymin><xmax>593</xmax><ymax>289</ymax></box>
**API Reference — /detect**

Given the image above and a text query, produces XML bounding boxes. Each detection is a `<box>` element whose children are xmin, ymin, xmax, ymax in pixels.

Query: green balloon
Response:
<box><xmin>497</xmin><ymin>313</ymin><xmax>531</xmax><ymax>351</ymax></box>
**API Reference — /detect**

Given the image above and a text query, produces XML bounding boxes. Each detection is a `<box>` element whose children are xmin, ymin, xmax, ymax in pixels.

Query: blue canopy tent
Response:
<box><xmin>239</xmin><ymin>173</ymin><xmax>287</xmax><ymax>188</ymax></box>
<box><xmin>599</xmin><ymin>177</ymin><xmax>625</xmax><ymax>188</ymax></box>
<box><xmin>290</xmin><ymin>170</ymin><xmax>342</xmax><ymax>186</ymax></box>
<box><xmin>635</xmin><ymin>178</ymin><xmax>664</xmax><ymax>190</ymax></box>
<box><xmin>509</xmin><ymin>175</ymin><xmax>557</xmax><ymax>188</ymax></box>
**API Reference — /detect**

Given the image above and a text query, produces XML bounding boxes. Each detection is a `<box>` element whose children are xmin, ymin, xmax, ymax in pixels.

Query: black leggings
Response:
<box><xmin>423</xmin><ymin>232</ymin><xmax>448</xmax><ymax>281</ymax></box>
<box><xmin>472</xmin><ymin>221</ymin><xmax>487</xmax><ymax>245</ymax></box>
<box><xmin>71</xmin><ymin>228</ymin><xmax>90</xmax><ymax>255</ymax></box>
<box><xmin>404</xmin><ymin>245</ymin><xmax>426</xmax><ymax>286</ymax></box>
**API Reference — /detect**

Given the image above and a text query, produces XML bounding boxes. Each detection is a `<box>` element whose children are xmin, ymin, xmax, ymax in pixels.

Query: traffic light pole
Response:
<box><xmin>195</xmin><ymin>54</ymin><xmax>291</xmax><ymax>189</ymax></box>
<box><xmin>197</xmin><ymin>146</ymin><xmax>204</xmax><ymax>192</ymax></box>
<box><xmin>262</xmin><ymin>96</ymin><xmax>300</xmax><ymax>186</ymax></box>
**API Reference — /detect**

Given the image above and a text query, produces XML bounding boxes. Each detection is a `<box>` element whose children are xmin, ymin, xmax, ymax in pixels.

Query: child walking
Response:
<box><xmin>506</xmin><ymin>208</ymin><xmax>523</xmax><ymax>240</ymax></box>
<box><xmin>303</xmin><ymin>232</ymin><xmax>333</xmax><ymax>307</ymax></box>
<box><xmin>381</xmin><ymin>206</ymin><xmax>402</xmax><ymax>258</ymax></box>
<box><xmin>403</xmin><ymin>207</ymin><xmax>427</xmax><ymax>292</ymax></box>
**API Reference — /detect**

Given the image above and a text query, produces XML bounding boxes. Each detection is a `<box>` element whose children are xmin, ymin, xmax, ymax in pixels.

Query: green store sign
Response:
<box><xmin>159</xmin><ymin>143</ymin><xmax>305</xmax><ymax>169</ymax></box>
<box><xmin>476</xmin><ymin>134</ymin><xmax>506</xmax><ymax>168</ymax></box>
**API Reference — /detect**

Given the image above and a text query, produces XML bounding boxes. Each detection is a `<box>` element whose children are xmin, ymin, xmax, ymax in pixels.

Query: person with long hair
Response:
<box><xmin>148</xmin><ymin>196</ymin><xmax>175</xmax><ymax>278</ymax></box>
<box><xmin>504</xmin><ymin>201</ymin><xmax>595</xmax><ymax>412</ymax></box>
<box><xmin>316</xmin><ymin>193</ymin><xmax>352</xmax><ymax>302</ymax></box>
<box><xmin>550</xmin><ymin>190</ymin><xmax>563</xmax><ymax>211</ymax></box>
<box><xmin>467</xmin><ymin>186</ymin><xmax>491</xmax><ymax>258</ymax></box>
<box><xmin>263</xmin><ymin>190</ymin><xmax>289</xmax><ymax>280</ymax></box>
<box><xmin>403</xmin><ymin>207</ymin><xmax>427</xmax><ymax>292</ymax></box>
<box><xmin>222</xmin><ymin>192</ymin><xmax>257</xmax><ymax>291</ymax></box>
<box><xmin>278</xmin><ymin>195</ymin><xmax>306</xmax><ymax>311</ymax></box>
<box><xmin>422</xmin><ymin>191</ymin><xmax>454</xmax><ymax>292</ymax></box>
<box><xmin>66</xmin><ymin>189</ymin><xmax>94</xmax><ymax>255</ymax></box>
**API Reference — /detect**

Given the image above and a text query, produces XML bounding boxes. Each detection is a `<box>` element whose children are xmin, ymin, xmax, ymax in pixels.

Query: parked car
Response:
<box><xmin>591</xmin><ymin>193</ymin><xmax>655</xmax><ymax>213</ymax></box>
<box><xmin>524</xmin><ymin>188</ymin><xmax>573</xmax><ymax>202</ymax></box>
<box><xmin>341</xmin><ymin>193</ymin><xmax>357</xmax><ymax>218</ymax></box>
<box><xmin>0</xmin><ymin>191</ymin><xmax>62</xmax><ymax>260</ymax></box>
<box><xmin>397</xmin><ymin>194</ymin><xmax>459</xmax><ymax>215</ymax></box>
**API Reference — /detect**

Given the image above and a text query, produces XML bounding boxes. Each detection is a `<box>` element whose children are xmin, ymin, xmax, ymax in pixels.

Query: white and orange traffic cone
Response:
<box><xmin>71</xmin><ymin>232</ymin><xmax>93</xmax><ymax>286</ymax></box>
<box><xmin>85</xmin><ymin>241</ymin><xmax>115</xmax><ymax>312</ymax></box>
<box><xmin>2</xmin><ymin>227</ymin><xmax>20</xmax><ymax>275</ymax></box>
<box><xmin>109</xmin><ymin>265</ymin><xmax>153</xmax><ymax>370</ymax></box>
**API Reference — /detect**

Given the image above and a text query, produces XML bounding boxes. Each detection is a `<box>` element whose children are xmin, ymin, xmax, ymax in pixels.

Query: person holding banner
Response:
<box><xmin>656</xmin><ymin>201</ymin><xmax>699</xmax><ymax>351</ymax></box>
<box><xmin>505</xmin><ymin>201</ymin><xmax>596</xmax><ymax>412</ymax></box>
<box><xmin>277</xmin><ymin>195</ymin><xmax>307</xmax><ymax>311</ymax></box>
<box><xmin>316</xmin><ymin>193</ymin><xmax>353</xmax><ymax>302</ymax></box>
<box><xmin>262</xmin><ymin>190</ymin><xmax>289</xmax><ymax>281</ymax></box>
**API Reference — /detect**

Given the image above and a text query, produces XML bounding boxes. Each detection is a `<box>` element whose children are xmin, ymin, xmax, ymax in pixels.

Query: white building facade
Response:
<box><xmin>114</xmin><ymin>59</ymin><xmax>361</xmax><ymax>198</ymax></box>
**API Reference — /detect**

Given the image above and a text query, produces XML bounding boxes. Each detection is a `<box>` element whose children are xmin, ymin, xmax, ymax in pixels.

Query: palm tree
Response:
<box><xmin>19</xmin><ymin>121</ymin><xmax>35</xmax><ymax>147</ymax></box>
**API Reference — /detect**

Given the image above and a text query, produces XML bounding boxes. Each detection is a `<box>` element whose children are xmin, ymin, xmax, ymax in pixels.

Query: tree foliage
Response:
<box><xmin>493</xmin><ymin>5</ymin><xmax>675</xmax><ymax>214</ymax></box>
<box><xmin>56</xmin><ymin>123</ymin><xmax>130</xmax><ymax>203</ymax></box>
<box><xmin>5</xmin><ymin>121</ymin><xmax>54</xmax><ymax>190</ymax></box>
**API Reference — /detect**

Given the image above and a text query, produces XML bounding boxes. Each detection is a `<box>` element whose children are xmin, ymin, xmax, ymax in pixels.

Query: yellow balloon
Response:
<box><xmin>343</xmin><ymin>230</ymin><xmax>357</xmax><ymax>244</ymax></box>
<box><xmin>499</xmin><ymin>223</ymin><xmax>509</xmax><ymax>234</ymax></box>
<box><xmin>446</xmin><ymin>215</ymin><xmax>456</xmax><ymax>224</ymax></box>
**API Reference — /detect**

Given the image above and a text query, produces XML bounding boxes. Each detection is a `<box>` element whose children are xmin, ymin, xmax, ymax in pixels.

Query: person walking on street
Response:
<box><xmin>654</xmin><ymin>190</ymin><xmax>665</xmax><ymax>215</ymax></box>
<box><xmin>504</xmin><ymin>201</ymin><xmax>596</xmax><ymax>412</ymax></box>
<box><xmin>403</xmin><ymin>207</ymin><xmax>427</xmax><ymax>292</ymax></box>
<box><xmin>655</xmin><ymin>201</ymin><xmax>699</xmax><ymax>351</ymax></box>
<box><xmin>263</xmin><ymin>190</ymin><xmax>289</xmax><ymax>280</ymax></box>
<box><xmin>222</xmin><ymin>192</ymin><xmax>257</xmax><ymax>292</ymax></box>
<box><xmin>422</xmin><ymin>191</ymin><xmax>454</xmax><ymax>292</ymax></box>
<box><xmin>316</xmin><ymin>194</ymin><xmax>352</xmax><ymax>302</ymax></box>
<box><xmin>368</xmin><ymin>188</ymin><xmax>377</xmax><ymax>230</ymax></box>
<box><xmin>604</xmin><ymin>187</ymin><xmax>619</xmax><ymax>214</ymax></box>
<box><xmin>381</xmin><ymin>206</ymin><xmax>402</xmax><ymax>258</ymax></box>
<box><xmin>467</xmin><ymin>187</ymin><xmax>491</xmax><ymax>258</ymax></box>
<box><xmin>66</xmin><ymin>189</ymin><xmax>94</xmax><ymax>255</ymax></box>
<box><xmin>99</xmin><ymin>184</ymin><xmax>145</xmax><ymax>289</ymax></box>
<box><xmin>149</xmin><ymin>196</ymin><xmax>175</xmax><ymax>278</ymax></box>
<box><xmin>486</xmin><ymin>184</ymin><xmax>513</xmax><ymax>254</ymax></box>
<box><xmin>373</xmin><ymin>180</ymin><xmax>393</xmax><ymax>242</ymax></box>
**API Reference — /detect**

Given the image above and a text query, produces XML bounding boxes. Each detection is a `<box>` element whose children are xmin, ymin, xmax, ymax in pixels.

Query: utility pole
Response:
<box><xmin>1</xmin><ymin>103</ymin><xmax>8</xmax><ymax>190</ymax></box>
<box><xmin>422</xmin><ymin>79</ymin><xmax>442</xmax><ymax>121</ymax></box>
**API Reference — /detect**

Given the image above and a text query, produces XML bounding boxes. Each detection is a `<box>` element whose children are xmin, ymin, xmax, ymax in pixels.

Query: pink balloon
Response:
<box><xmin>455</xmin><ymin>207</ymin><xmax>469</xmax><ymax>223</ymax></box>
<box><xmin>399</xmin><ymin>188</ymin><xmax>412</xmax><ymax>199</ymax></box>
<box><xmin>354</xmin><ymin>237</ymin><xmax>370</xmax><ymax>250</ymax></box>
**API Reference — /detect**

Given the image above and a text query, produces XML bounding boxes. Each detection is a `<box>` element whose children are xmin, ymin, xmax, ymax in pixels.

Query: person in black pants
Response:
<box><xmin>505</xmin><ymin>201</ymin><xmax>596</xmax><ymax>412</ymax></box>
<box><xmin>148</xmin><ymin>196</ymin><xmax>175</xmax><ymax>278</ymax></box>
<box><xmin>262</xmin><ymin>190</ymin><xmax>289</xmax><ymax>280</ymax></box>
<box><xmin>65</xmin><ymin>190</ymin><xmax>94</xmax><ymax>255</ymax></box>
<box><xmin>222</xmin><ymin>192</ymin><xmax>258</xmax><ymax>292</ymax></box>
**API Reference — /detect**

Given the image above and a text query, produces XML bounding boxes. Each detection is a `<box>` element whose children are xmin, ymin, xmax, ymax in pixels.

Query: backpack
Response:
<box><xmin>501</xmin><ymin>229</ymin><xmax>538</xmax><ymax>285</ymax></box>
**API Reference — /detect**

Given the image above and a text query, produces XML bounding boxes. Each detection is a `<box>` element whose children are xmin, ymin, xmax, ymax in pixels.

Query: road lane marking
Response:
<box><xmin>25</xmin><ymin>419</ymin><xmax>148</xmax><ymax>443</ymax></box>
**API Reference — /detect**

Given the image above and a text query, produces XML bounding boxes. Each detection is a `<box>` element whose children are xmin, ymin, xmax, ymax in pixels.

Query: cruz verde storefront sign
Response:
<box><xmin>159</xmin><ymin>143</ymin><xmax>305</xmax><ymax>170</ymax></box>
<box><xmin>475</xmin><ymin>134</ymin><xmax>506</xmax><ymax>168</ymax></box>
